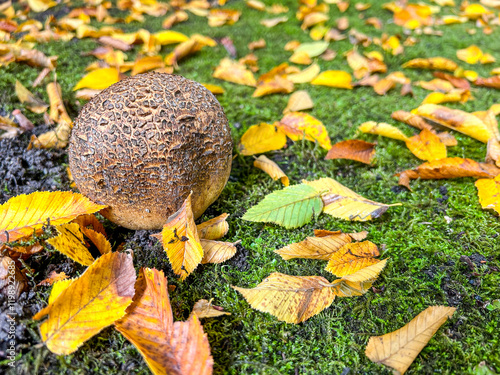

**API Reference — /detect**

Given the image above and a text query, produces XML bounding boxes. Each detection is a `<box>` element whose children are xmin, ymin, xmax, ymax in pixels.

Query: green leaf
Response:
<box><xmin>242</xmin><ymin>184</ymin><xmax>323</xmax><ymax>229</ymax></box>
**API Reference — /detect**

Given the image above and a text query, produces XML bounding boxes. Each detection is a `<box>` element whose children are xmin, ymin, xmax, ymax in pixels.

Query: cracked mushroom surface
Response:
<box><xmin>68</xmin><ymin>72</ymin><xmax>233</xmax><ymax>230</ymax></box>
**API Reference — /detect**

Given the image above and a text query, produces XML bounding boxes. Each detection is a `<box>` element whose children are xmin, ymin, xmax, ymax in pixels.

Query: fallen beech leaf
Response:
<box><xmin>31</xmin><ymin>122</ymin><xmax>72</xmax><ymax>149</ymax></box>
<box><xmin>457</xmin><ymin>45</ymin><xmax>495</xmax><ymax>65</ymax></box>
<box><xmin>365</xmin><ymin>306</ymin><xmax>456</xmax><ymax>374</ymax></box>
<box><xmin>160</xmin><ymin>194</ymin><xmax>203</xmax><ymax>281</ymax></box>
<box><xmin>474</xmin><ymin>76</ymin><xmax>500</xmax><ymax>89</ymax></box>
<box><xmin>162</xmin><ymin>11</ymin><xmax>189</xmax><ymax>29</ymax></box>
<box><xmin>289</xmin><ymin>50</ymin><xmax>312</xmax><ymax>65</ymax></box>
<box><xmin>283</xmin><ymin>90</ymin><xmax>314</xmax><ymax>113</ymax></box>
<box><xmin>213</xmin><ymin>57</ymin><xmax>256</xmax><ymax>87</ymax></box>
<box><xmin>381</xmin><ymin>35</ymin><xmax>403</xmax><ymax>55</ymax></box>
<box><xmin>72</xmin><ymin>214</ymin><xmax>106</xmax><ymax>237</ymax></box>
<box><xmin>287</xmin><ymin>63</ymin><xmax>320</xmax><ymax>83</ymax></box>
<box><xmin>474</xmin><ymin>110</ymin><xmax>500</xmax><ymax>141</ymax></box>
<box><xmin>46</xmin><ymin>82</ymin><xmax>71</xmax><ymax>125</ymax></box>
<box><xmin>314</xmin><ymin>230</ymin><xmax>368</xmax><ymax>241</ymax></box>
<box><xmin>208</xmin><ymin>9</ymin><xmax>240</xmax><ymax>27</ymax></box>
<box><xmin>37</xmin><ymin>271</ymin><xmax>68</xmax><ymax>286</ymax></box>
<box><xmin>15</xmin><ymin>80</ymin><xmax>48</xmax><ymax>114</ymax></box>
<box><xmin>82</xmin><ymin>228</ymin><xmax>112</xmax><ymax>255</ymax></box>
<box><xmin>397</xmin><ymin>157</ymin><xmax>500</xmax><ymax>189</ymax></box>
<box><xmin>275</xmin><ymin>232</ymin><xmax>355</xmax><ymax>260</ymax></box>
<box><xmin>422</xmin><ymin>89</ymin><xmax>470</xmax><ymax>105</ymax></box>
<box><xmin>153</xmin><ymin>30</ymin><xmax>189</xmax><ymax>45</ymax></box>
<box><xmin>193</xmin><ymin>299</ymin><xmax>231</xmax><ymax>318</ymax></box>
<box><xmin>242</xmin><ymin>184</ymin><xmax>323</xmax><ymax>229</ymax></box>
<box><xmin>325</xmin><ymin>241</ymin><xmax>380</xmax><ymax>277</ymax></box>
<box><xmin>393</xmin><ymin>4</ymin><xmax>433</xmax><ymax>29</ymax></box>
<box><xmin>12</xmin><ymin>109</ymin><xmax>34</xmax><ymax>131</ymax></box>
<box><xmin>304</xmin><ymin>177</ymin><xmax>400</xmax><ymax>221</ymax></box>
<box><xmin>73</xmin><ymin>67</ymin><xmax>120</xmax><ymax>91</ymax></box>
<box><xmin>115</xmin><ymin>268</ymin><xmax>214</xmax><ymax>375</ymax></box>
<box><xmin>27</xmin><ymin>0</ymin><xmax>57</xmax><ymax>13</ymax></box>
<box><xmin>47</xmin><ymin>223</ymin><xmax>95</xmax><ymax>266</ymax></box>
<box><xmin>475</xmin><ymin>174</ymin><xmax>500</xmax><ymax>214</ymax></box>
<box><xmin>246</xmin><ymin>0</ymin><xmax>266</xmax><ymax>11</ymax></box>
<box><xmin>311</xmin><ymin>70</ymin><xmax>353</xmax><ymax>89</ymax></box>
<box><xmin>34</xmin><ymin>252</ymin><xmax>136</xmax><ymax>355</ymax></box>
<box><xmin>414</xmin><ymin>104</ymin><xmax>493</xmax><ymax>143</ymax></box>
<box><xmin>201</xmin><ymin>83</ymin><xmax>225</xmax><ymax>95</ymax></box>
<box><xmin>417</xmin><ymin>78</ymin><xmax>455</xmax><ymax>93</ymax></box>
<box><xmin>0</xmin><ymin>191</ymin><xmax>106</xmax><ymax>243</ymax></box>
<box><xmin>325</xmin><ymin>140</ymin><xmax>376</xmax><ymax>165</ymax></box>
<box><xmin>0</xmin><ymin>256</ymin><xmax>27</xmax><ymax>298</ymax></box>
<box><xmin>359</xmin><ymin>121</ymin><xmax>409</xmax><ymax>142</ymax></box>
<box><xmin>165</xmin><ymin>35</ymin><xmax>215</xmax><ymax>67</ymax></box>
<box><xmin>260</xmin><ymin>16</ymin><xmax>288</xmax><ymax>27</ymax></box>
<box><xmin>200</xmin><ymin>240</ymin><xmax>237</xmax><ymax>264</ymax></box>
<box><xmin>238</xmin><ymin>123</ymin><xmax>287</xmax><ymax>155</ymax></box>
<box><xmin>405</xmin><ymin>129</ymin><xmax>447</xmax><ymax>161</ymax></box>
<box><xmin>341</xmin><ymin>258</ymin><xmax>388</xmax><ymax>283</ymax></box>
<box><xmin>433</xmin><ymin>72</ymin><xmax>470</xmax><ymax>90</ymax></box>
<box><xmin>131</xmin><ymin>56</ymin><xmax>164</xmax><ymax>76</ymax></box>
<box><xmin>253</xmin><ymin>63</ymin><xmax>294</xmax><ymax>97</ymax></box>
<box><xmin>302</xmin><ymin>12</ymin><xmax>329</xmax><ymax>30</ymax></box>
<box><xmin>402</xmin><ymin>57</ymin><xmax>458</xmax><ymax>71</ymax></box>
<box><xmin>253</xmin><ymin>155</ymin><xmax>289</xmax><ymax>186</ymax></box>
<box><xmin>295</xmin><ymin>41</ymin><xmax>329</xmax><ymax>58</ymax></box>
<box><xmin>197</xmin><ymin>213</ymin><xmax>229</xmax><ymax>240</ymax></box>
<box><xmin>373</xmin><ymin>78</ymin><xmax>396</xmax><ymax>95</ymax></box>
<box><xmin>248</xmin><ymin>38</ymin><xmax>266</xmax><ymax>50</ymax></box>
<box><xmin>278</xmin><ymin>112</ymin><xmax>332</xmax><ymax>150</ymax></box>
<box><xmin>461</xmin><ymin>3</ymin><xmax>493</xmax><ymax>18</ymax></box>
<box><xmin>233</xmin><ymin>273</ymin><xmax>336</xmax><ymax>323</ymax></box>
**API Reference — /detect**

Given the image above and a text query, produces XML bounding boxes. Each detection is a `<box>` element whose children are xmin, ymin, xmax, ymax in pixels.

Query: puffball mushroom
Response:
<box><xmin>68</xmin><ymin>72</ymin><xmax>233</xmax><ymax>230</ymax></box>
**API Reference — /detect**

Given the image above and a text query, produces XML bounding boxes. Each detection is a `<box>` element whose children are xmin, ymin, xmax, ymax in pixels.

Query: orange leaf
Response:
<box><xmin>432</xmin><ymin>72</ymin><xmax>470</xmax><ymax>90</ymax></box>
<box><xmin>82</xmin><ymin>228</ymin><xmax>112</xmax><ymax>254</ymax></box>
<box><xmin>311</xmin><ymin>70</ymin><xmax>353</xmax><ymax>89</ymax></box>
<box><xmin>475</xmin><ymin>174</ymin><xmax>500</xmax><ymax>215</ymax></box>
<box><xmin>405</xmin><ymin>128</ymin><xmax>447</xmax><ymax>161</ymax></box>
<box><xmin>402</xmin><ymin>57</ymin><xmax>458</xmax><ymax>72</ymax></box>
<box><xmin>0</xmin><ymin>191</ymin><xmax>106</xmax><ymax>243</ymax></box>
<box><xmin>37</xmin><ymin>271</ymin><xmax>68</xmax><ymax>286</ymax></box>
<box><xmin>213</xmin><ymin>57</ymin><xmax>256</xmax><ymax>87</ymax></box>
<box><xmin>283</xmin><ymin>90</ymin><xmax>314</xmax><ymax>113</ymax></box>
<box><xmin>160</xmin><ymin>194</ymin><xmax>203</xmax><ymax>281</ymax></box>
<box><xmin>474</xmin><ymin>76</ymin><xmax>500</xmax><ymax>89</ymax></box>
<box><xmin>373</xmin><ymin>78</ymin><xmax>396</xmax><ymax>95</ymax></box>
<box><xmin>35</xmin><ymin>252</ymin><xmax>136</xmax><ymax>355</ymax></box>
<box><xmin>253</xmin><ymin>63</ymin><xmax>294</xmax><ymax>97</ymax></box>
<box><xmin>366</xmin><ymin>306</ymin><xmax>456</xmax><ymax>374</ymax></box>
<box><xmin>197</xmin><ymin>213</ymin><xmax>229</xmax><ymax>240</ymax></box>
<box><xmin>200</xmin><ymin>239</ymin><xmax>237</xmax><ymax>264</ymax></box>
<box><xmin>47</xmin><ymin>223</ymin><xmax>95</xmax><ymax>266</ymax></box>
<box><xmin>131</xmin><ymin>56</ymin><xmax>164</xmax><ymax>76</ymax></box>
<box><xmin>278</xmin><ymin>112</ymin><xmax>332</xmax><ymax>150</ymax></box>
<box><xmin>238</xmin><ymin>123</ymin><xmax>287</xmax><ymax>155</ymax></box>
<box><xmin>253</xmin><ymin>155</ymin><xmax>289</xmax><ymax>186</ymax></box>
<box><xmin>72</xmin><ymin>214</ymin><xmax>106</xmax><ymax>237</ymax></box>
<box><xmin>325</xmin><ymin>241</ymin><xmax>380</xmax><ymax>277</ymax></box>
<box><xmin>325</xmin><ymin>139</ymin><xmax>376</xmax><ymax>164</ymax></box>
<box><xmin>397</xmin><ymin>157</ymin><xmax>500</xmax><ymax>189</ymax></box>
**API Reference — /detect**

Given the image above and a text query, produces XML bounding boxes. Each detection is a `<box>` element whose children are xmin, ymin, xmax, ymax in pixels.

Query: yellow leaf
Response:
<box><xmin>131</xmin><ymin>56</ymin><xmax>164</xmax><ymax>76</ymax></box>
<box><xmin>201</xmin><ymin>83</ymin><xmax>225</xmax><ymax>95</ymax></box>
<box><xmin>153</xmin><ymin>30</ymin><xmax>189</xmax><ymax>45</ymax></box>
<box><xmin>289</xmin><ymin>50</ymin><xmax>312</xmax><ymax>65</ymax></box>
<box><xmin>160</xmin><ymin>194</ymin><xmax>203</xmax><ymax>281</ymax></box>
<box><xmin>192</xmin><ymin>299</ymin><xmax>231</xmax><ymax>318</ymax></box>
<box><xmin>200</xmin><ymin>239</ymin><xmax>237</xmax><ymax>264</ymax></box>
<box><xmin>325</xmin><ymin>241</ymin><xmax>380</xmax><ymax>277</ymax></box>
<box><xmin>405</xmin><ymin>128</ymin><xmax>447</xmax><ymax>161</ymax></box>
<box><xmin>275</xmin><ymin>232</ymin><xmax>354</xmax><ymax>260</ymax></box>
<box><xmin>287</xmin><ymin>63</ymin><xmax>320</xmax><ymax>83</ymax></box>
<box><xmin>402</xmin><ymin>57</ymin><xmax>458</xmax><ymax>71</ymax></box>
<box><xmin>283</xmin><ymin>90</ymin><xmax>314</xmax><ymax>114</ymax></box>
<box><xmin>238</xmin><ymin>123</ymin><xmax>287</xmax><ymax>155</ymax></box>
<box><xmin>0</xmin><ymin>191</ymin><xmax>106</xmax><ymax>243</ymax></box>
<box><xmin>72</xmin><ymin>213</ymin><xmax>106</xmax><ymax>237</ymax></box>
<box><xmin>373</xmin><ymin>78</ymin><xmax>396</xmax><ymax>95</ymax></box>
<box><xmin>253</xmin><ymin>155</ymin><xmax>289</xmax><ymax>186</ymax></box>
<box><xmin>366</xmin><ymin>306</ymin><xmax>456</xmax><ymax>374</ymax></box>
<box><xmin>47</xmin><ymin>223</ymin><xmax>95</xmax><ymax>266</ymax></box>
<box><xmin>414</xmin><ymin>104</ymin><xmax>493</xmax><ymax>143</ymax></box>
<box><xmin>260</xmin><ymin>16</ymin><xmax>288</xmax><ymax>28</ymax></box>
<box><xmin>475</xmin><ymin>174</ymin><xmax>500</xmax><ymax>214</ymax></box>
<box><xmin>115</xmin><ymin>268</ymin><xmax>214</xmax><ymax>375</ymax></box>
<box><xmin>253</xmin><ymin>63</ymin><xmax>294</xmax><ymax>97</ymax></box>
<box><xmin>311</xmin><ymin>70</ymin><xmax>353</xmax><ymax>89</ymax></box>
<box><xmin>278</xmin><ymin>112</ymin><xmax>332</xmax><ymax>150</ymax></box>
<box><xmin>35</xmin><ymin>252</ymin><xmax>136</xmax><ymax>355</ymax></box>
<box><xmin>304</xmin><ymin>177</ymin><xmax>400</xmax><ymax>221</ymax></box>
<box><xmin>15</xmin><ymin>80</ymin><xmax>48</xmax><ymax>114</ymax></box>
<box><xmin>233</xmin><ymin>273</ymin><xmax>336</xmax><ymax>323</ymax></box>
<box><xmin>27</xmin><ymin>0</ymin><xmax>57</xmax><ymax>13</ymax></box>
<box><xmin>82</xmin><ymin>228</ymin><xmax>112</xmax><ymax>255</ymax></box>
<box><xmin>457</xmin><ymin>45</ymin><xmax>485</xmax><ymax>64</ymax></box>
<box><xmin>422</xmin><ymin>89</ymin><xmax>470</xmax><ymax>105</ymax></box>
<box><xmin>359</xmin><ymin>121</ymin><xmax>409</xmax><ymax>142</ymax></box>
<box><xmin>197</xmin><ymin>213</ymin><xmax>229</xmax><ymax>240</ymax></box>
<box><xmin>46</xmin><ymin>82</ymin><xmax>71</xmax><ymax>125</ymax></box>
<box><xmin>31</xmin><ymin>122</ymin><xmax>72</xmax><ymax>149</ymax></box>
<box><xmin>73</xmin><ymin>68</ymin><xmax>120</xmax><ymax>91</ymax></box>
<box><xmin>213</xmin><ymin>57</ymin><xmax>256</xmax><ymax>87</ymax></box>
<box><xmin>341</xmin><ymin>258</ymin><xmax>388</xmax><ymax>282</ymax></box>
<box><xmin>461</xmin><ymin>4</ymin><xmax>493</xmax><ymax>19</ymax></box>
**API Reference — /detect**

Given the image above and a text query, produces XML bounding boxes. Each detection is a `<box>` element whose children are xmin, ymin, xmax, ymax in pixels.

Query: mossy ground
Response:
<box><xmin>1</xmin><ymin>0</ymin><xmax>500</xmax><ymax>374</ymax></box>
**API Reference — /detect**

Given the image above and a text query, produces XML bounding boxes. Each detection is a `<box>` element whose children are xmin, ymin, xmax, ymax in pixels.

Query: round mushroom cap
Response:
<box><xmin>68</xmin><ymin>72</ymin><xmax>233</xmax><ymax>230</ymax></box>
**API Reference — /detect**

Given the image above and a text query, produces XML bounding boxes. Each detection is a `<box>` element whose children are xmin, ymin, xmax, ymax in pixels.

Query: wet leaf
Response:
<box><xmin>0</xmin><ymin>191</ymin><xmax>106</xmax><ymax>243</ymax></box>
<box><xmin>325</xmin><ymin>140</ymin><xmax>376</xmax><ymax>165</ymax></box>
<box><xmin>366</xmin><ymin>306</ymin><xmax>456</xmax><ymax>374</ymax></box>
<box><xmin>278</xmin><ymin>112</ymin><xmax>332</xmax><ymax>150</ymax></box>
<box><xmin>197</xmin><ymin>213</ymin><xmax>229</xmax><ymax>241</ymax></box>
<box><xmin>405</xmin><ymin>129</ymin><xmax>447</xmax><ymax>161</ymax></box>
<box><xmin>242</xmin><ymin>184</ymin><xmax>323</xmax><ymax>229</ymax></box>
<box><xmin>311</xmin><ymin>70</ymin><xmax>353</xmax><ymax>89</ymax></box>
<box><xmin>34</xmin><ymin>252</ymin><xmax>136</xmax><ymax>355</ymax></box>
<box><xmin>193</xmin><ymin>299</ymin><xmax>231</xmax><ymax>318</ymax></box>
<box><xmin>47</xmin><ymin>223</ymin><xmax>94</xmax><ymax>266</ymax></box>
<box><xmin>325</xmin><ymin>241</ymin><xmax>380</xmax><ymax>277</ymax></box>
<box><xmin>253</xmin><ymin>155</ymin><xmax>289</xmax><ymax>186</ymax></box>
<box><xmin>15</xmin><ymin>80</ymin><xmax>48</xmax><ymax>114</ymax></box>
<box><xmin>238</xmin><ymin>123</ymin><xmax>287</xmax><ymax>155</ymax></box>
<box><xmin>475</xmin><ymin>174</ymin><xmax>500</xmax><ymax>215</ymax></box>
<box><xmin>275</xmin><ymin>232</ymin><xmax>355</xmax><ymax>260</ymax></box>
<box><xmin>304</xmin><ymin>178</ymin><xmax>400</xmax><ymax>221</ymax></box>
<box><xmin>213</xmin><ymin>57</ymin><xmax>256</xmax><ymax>86</ymax></box>
<box><xmin>160</xmin><ymin>194</ymin><xmax>203</xmax><ymax>281</ymax></box>
<box><xmin>200</xmin><ymin>240</ymin><xmax>237</xmax><ymax>264</ymax></box>
<box><xmin>283</xmin><ymin>90</ymin><xmax>314</xmax><ymax>113</ymax></box>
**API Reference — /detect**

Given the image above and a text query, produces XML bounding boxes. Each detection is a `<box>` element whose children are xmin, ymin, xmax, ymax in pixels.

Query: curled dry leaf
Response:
<box><xmin>197</xmin><ymin>213</ymin><xmax>229</xmax><ymax>240</ymax></box>
<box><xmin>325</xmin><ymin>241</ymin><xmax>380</xmax><ymax>277</ymax></box>
<box><xmin>325</xmin><ymin>139</ymin><xmax>376</xmax><ymax>165</ymax></box>
<box><xmin>405</xmin><ymin>128</ymin><xmax>447</xmax><ymax>161</ymax></box>
<box><xmin>253</xmin><ymin>155</ymin><xmax>289</xmax><ymax>186</ymax></box>
<box><xmin>193</xmin><ymin>299</ymin><xmax>231</xmax><ymax>318</ymax></box>
<box><xmin>359</xmin><ymin>121</ymin><xmax>409</xmax><ymax>142</ymax></box>
<box><xmin>72</xmin><ymin>214</ymin><xmax>106</xmax><ymax>237</ymax></box>
<box><xmin>314</xmin><ymin>230</ymin><xmax>368</xmax><ymax>241</ymax></box>
<box><xmin>47</xmin><ymin>223</ymin><xmax>95</xmax><ymax>266</ymax></box>
<box><xmin>238</xmin><ymin>123</ymin><xmax>287</xmax><ymax>156</ymax></box>
<box><xmin>275</xmin><ymin>232</ymin><xmax>355</xmax><ymax>260</ymax></box>
<box><xmin>0</xmin><ymin>256</ymin><xmax>27</xmax><ymax>298</ymax></box>
<box><xmin>34</xmin><ymin>252</ymin><xmax>136</xmax><ymax>355</ymax></box>
<box><xmin>402</xmin><ymin>57</ymin><xmax>458</xmax><ymax>71</ymax></box>
<box><xmin>414</xmin><ymin>104</ymin><xmax>493</xmax><ymax>143</ymax></box>
<box><xmin>311</xmin><ymin>70</ymin><xmax>353</xmax><ymax>89</ymax></box>
<box><xmin>37</xmin><ymin>271</ymin><xmax>69</xmax><ymax>286</ymax></box>
<box><xmin>201</xmin><ymin>240</ymin><xmax>237</xmax><ymax>264</ymax></box>
<box><xmin>365</xmin><ymin>306</ymin><xmax>456</xmax><ymax>374</ymax></box>
<box><xmin>15</xmin><ymin>80</ymin><xmax>48</xmax><ymax>114</ymax></box>
<box><xmin>278</xmin><ymin>111</ymin><xmax>332</xmax><ymax>150</ymax></box>
<box><xmin>397</xmin><ymin>157</ymin><xmax>500</xmax><ymax>189</ymax></box>
<box><xmin>304</xmin><ymin>177</ymin><xmax>401</xmax><ymax>221</ymax></box>
<box><xmin>213</xmin><ymin>57</ymin><xmax>257</xmax><ymax>87</ymax></box>
<box><xmin>475</xmin><ymin>174</ymin><xmax>500</xmax><ymax>215</ymax></box>
<box><xmin>160</xmin><ymin>194</ymin><xmax>203</xmax><ymax>281</ymax></box>
<box><xmin>0</xmin><ymin>191</ymin><xmax>106</xmax><ymax>243</ymax></box>
<box><xmin>82</xmin><ymin>228</ymin><xmax>112</xmax><ymax>255</ymax></box>
<box><xmin>283</xmin><ymin>90</ymin><xmax>314</xmax><ymax>114</ymax></box>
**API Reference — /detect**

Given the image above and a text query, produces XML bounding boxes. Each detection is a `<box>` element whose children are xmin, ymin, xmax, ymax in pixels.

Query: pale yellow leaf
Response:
<box><xmin>283</xmin><ymin>90</ymin><xmax>314</xmax><ymax>114</ymax></box>
<box><xmin>192</xmin><ymin>299</ymin><xmax>231</xmax><ymax>318</ymax></box>
<box><xmin>275</xmin><ymin>233</ymin><xmax>354</xmax><ymax>260</ymax></box>
<box><xmin>200</xmin><ymin>239</ymin><xmax>237</xmax><ymax>264</ymax></box>
<box><xmin>341</xmin><ymin>258</ymin><xmax>388</xmax><ymax>282</ymax></box>
<box><xmin>253</xmin><ymin>155</ymin><xmax>289</xmax><ymax>186</ymax></box>
<box><xmin>196</xmin><ymin>213</ymin><xmax>229</xmax><ymax>240</ymax></box>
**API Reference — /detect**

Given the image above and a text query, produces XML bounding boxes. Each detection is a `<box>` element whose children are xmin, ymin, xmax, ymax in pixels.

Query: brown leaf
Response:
<box><xmin>0</xmin><ymin>256</ymin><xmax>27</xmax><ymax>298</ymax></box>
<box><xmin>248</xmin><ymin>39</ymin><xmax>266</xmax><ymax>50</ymax></box>
<box><xmin>192</xmin><ymin>299</ymin><xmax>231</xmax><ymax>318</ymax></box>
<box><xmin>37</xmin><ymin>271</ymin><xmax>68</xmax><ymax>286</ymax></box>
<box><xmin>365</xmin><ymin>306</ymin><xmax>456</xmax><ymax>374</ymax></box>
<box><xmin>325</xmin><ymin>139</ymin><xmax>376</xmax><ymax>164</ymax></box>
